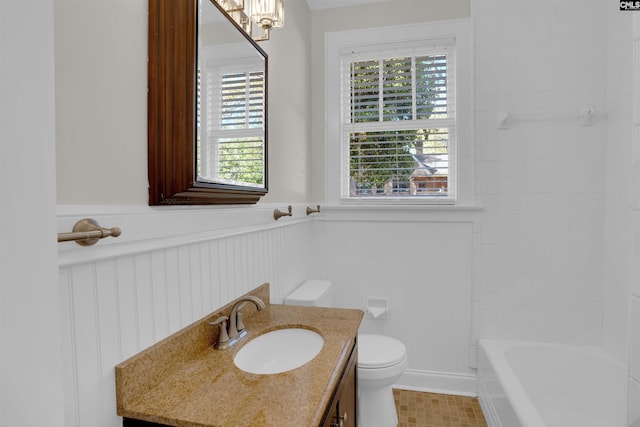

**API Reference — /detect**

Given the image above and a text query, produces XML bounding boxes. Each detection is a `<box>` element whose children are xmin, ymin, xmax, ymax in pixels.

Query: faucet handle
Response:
<box><xmin>209</xmin><ymin>316</ymin><xmax>230</xmax><ymax>349</ymax></box>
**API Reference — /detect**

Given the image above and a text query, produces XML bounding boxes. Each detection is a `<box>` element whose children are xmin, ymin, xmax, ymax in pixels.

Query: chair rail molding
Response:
<box><xmin>57</xmin><ymin>204</ymin><xmax>316</xmax><ymax>267</ymax></box>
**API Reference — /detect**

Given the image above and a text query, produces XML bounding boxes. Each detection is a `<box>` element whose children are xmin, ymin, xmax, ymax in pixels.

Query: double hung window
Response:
<box><xmin>341</xmin><ymin>41</ymin><xmax>456</xmax><ymax>200</ymax></box>
<box><xmin>327</xmin><ymin>20</ymin><xmax>472</xmax><ymax>206</ymax></box>
<box><xmin>198</xmin><ymin>54</ymin><xmax>265</xmax><ymax>188</ymax></box>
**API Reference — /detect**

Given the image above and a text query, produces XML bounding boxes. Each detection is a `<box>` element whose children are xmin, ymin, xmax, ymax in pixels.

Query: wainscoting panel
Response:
<box><xmin>58</xmin><ymin>206</ymin><xmax>313</xmax><ymax>427</ymax></box>
<box><xmin>57</xmin><ymin>205</ymin><xmax>477</xmax><ymax>426</ymax></box>
<box><xmin>312</xmin><ymin>207</ymin><xmax>478</xmax><ymax>389</ymax></box>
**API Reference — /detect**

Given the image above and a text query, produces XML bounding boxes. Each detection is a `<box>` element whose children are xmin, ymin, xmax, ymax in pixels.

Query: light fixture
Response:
<box><xmin>228</xmin><ymin>9</ymin><xmax>252</xmax><ymax>35</ymax></box>
<box><xmin>214</xmin><ymin>0</ymin><xmax>284</xmax><ymax>41</ymax></box>
<box><xmin>249</xmin><ymin>0</ymin><xmax>284</xmax><ymax>41</ymax></box>
<box><xmin>217</xmin><ymin>0</ymin><xmax>245</xmax><ymax>11</ymax></box>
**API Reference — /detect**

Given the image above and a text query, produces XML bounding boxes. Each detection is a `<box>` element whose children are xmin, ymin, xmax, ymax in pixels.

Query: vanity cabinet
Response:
<box><xmin>321</xmin><ymin>342</ymin><xmax>357</xmax><ymax>427</ymax></box>
<box><xmin>123</xmin><ymin>342</ymin><xmax>358</xmax><ymax>427</ymax></box>
<box><xmin>116</xmin><ymin>300</ymin><xmax>364</xmax><ymax>427</ymax></box>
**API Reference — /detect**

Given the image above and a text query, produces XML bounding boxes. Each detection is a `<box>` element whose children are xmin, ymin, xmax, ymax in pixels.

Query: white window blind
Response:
<box><xmin>219</xmin><ymin>71</ymin><xmax>264</xmax><ymax>130</ymax></box>
<box><xmin>198</xmin><ymin>63</ymin><xmax>265</xmax><ymax>187</ymax></box>
<box><xmin>341</xmin><ymin>42</ymin><xmax>456</xmax><ymax>200</ymax></box>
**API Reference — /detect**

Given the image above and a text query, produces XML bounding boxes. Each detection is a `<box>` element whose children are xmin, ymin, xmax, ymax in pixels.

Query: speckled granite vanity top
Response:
<box><xmin>115</xmin><ymin>284</ymin><xmax>363</xmax><ymax>427</ymax></box>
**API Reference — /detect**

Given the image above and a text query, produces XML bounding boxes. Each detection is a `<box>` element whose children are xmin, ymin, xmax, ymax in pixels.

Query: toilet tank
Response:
<box><xmin>284</xmin><ymin>280</ymin><xmax>333</xmax><ymax>307</ymax></box>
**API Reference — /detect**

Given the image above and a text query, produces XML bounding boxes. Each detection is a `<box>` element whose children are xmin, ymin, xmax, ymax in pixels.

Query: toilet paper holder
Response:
<box><xmin>365</xmin><ymin>296</ymin><xmax>388</xmax><ymax>319</ymax></box>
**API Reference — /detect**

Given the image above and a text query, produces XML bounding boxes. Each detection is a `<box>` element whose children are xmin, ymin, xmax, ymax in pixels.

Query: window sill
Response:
<box><xmin>334</xmin><ymin>198</ymin><xmax>482</xmax><ymax>210</ymax></box>
<box><xmin>317</xmin><ymin>204</ymin><xmax>481</xmax><ymax>223</ymax></box>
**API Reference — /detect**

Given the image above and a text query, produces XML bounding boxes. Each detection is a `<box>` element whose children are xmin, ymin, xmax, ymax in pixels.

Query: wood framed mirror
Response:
<box><xmin>148</xmin><ymin>0</ymin><xmax>268</xmax><ymax>205</ymax></box>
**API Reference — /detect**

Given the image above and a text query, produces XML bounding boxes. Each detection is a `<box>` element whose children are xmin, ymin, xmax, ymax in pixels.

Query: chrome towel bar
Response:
<box><xmin>58</xmin><ymin>218</ymin><xmax>121</xmax><ymax>246</ymax></box>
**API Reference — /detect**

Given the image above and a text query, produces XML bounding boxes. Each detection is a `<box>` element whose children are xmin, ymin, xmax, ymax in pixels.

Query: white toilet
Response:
<box><xmin>284</xmin><ymin>280</ymin><xmax>407</xmax><ymax>427</ymax></box>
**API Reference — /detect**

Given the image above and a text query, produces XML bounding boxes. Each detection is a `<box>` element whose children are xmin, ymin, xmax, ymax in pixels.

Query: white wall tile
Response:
<box><xmin>632</xmin><ymin>213</ymin><xmax>640</xmax><ymax>298</ymax></box>
<box><xmin>602</xmin><ymin>0</ymin><xmax>634</xmax><ymax>363</ymax></box>
<box><xmin>474</xmin><ymin>0</ymin><xmax>608</xmax><ymax>344</ymax></box>
<box><xmin>630</xmin><ymin>297</ymin><xmax>640</xmax><ymax>380</ymax></box>
<box><xmin>631</xmin><ymin>16</ymin><xmax>640</xmax><ymax>427</ymax></box>
<box><xmin>630</xmin><ymin>377</ymin><xmax>640</xmax><ymax>427</ymax></box>
<box><xmin>632</xmin><ymin>127</ymin><xmax>640</xmax><ymax>211</ymax></box>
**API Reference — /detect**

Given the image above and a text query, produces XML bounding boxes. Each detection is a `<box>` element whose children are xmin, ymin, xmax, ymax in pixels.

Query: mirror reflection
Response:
<box><xmin>197</xmin><ymin>0</ymin><xmax>267</xmax><ymax>191</ymax></box>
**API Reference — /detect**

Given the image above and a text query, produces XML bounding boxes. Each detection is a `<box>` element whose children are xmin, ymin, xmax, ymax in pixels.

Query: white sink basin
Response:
<box><xmin>234</xmin><ymin>328</ymin><xmax>324</xmax><ymax>374</ymax></box>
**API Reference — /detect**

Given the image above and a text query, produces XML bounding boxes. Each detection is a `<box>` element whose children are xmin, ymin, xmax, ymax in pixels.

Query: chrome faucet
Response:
<box><xmin>229</xmin><ymin>295</ymin><xmax>265</xmax><ymax>338</ymax></box>
<box><xmin>210</xmin><ymin>295</ymin><xmax>265</xmax><ymax>350</ymax></box>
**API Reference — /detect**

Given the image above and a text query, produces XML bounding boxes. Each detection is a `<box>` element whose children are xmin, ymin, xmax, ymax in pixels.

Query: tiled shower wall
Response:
<box><xmin>604</xmin><ymin>0</ymin><xmax>633</xmax><ymax>365</ymax></box>
<box><xmin>628</xmin><ymin>12</ymin><xmax>640</xmax><ymax>427</ymax></box>
<box><xmin>473</xmin><ymin>0</ymin><xmax>608</xmax><ymax>344</ymax></box>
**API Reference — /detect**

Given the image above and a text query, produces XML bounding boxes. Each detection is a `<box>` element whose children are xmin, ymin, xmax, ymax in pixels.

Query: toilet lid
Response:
<box><xmin>358</xmin><ymin>334</ymin><xmax>407</xmax><ymax>369</ymax></box>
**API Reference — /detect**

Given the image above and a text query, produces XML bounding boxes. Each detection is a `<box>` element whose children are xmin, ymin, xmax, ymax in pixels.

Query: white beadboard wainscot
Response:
<box><xmin>57</xmin><ymin>204</ymin><xmax>479</xmax><ymax>427</ymax></box>
<box><xmin>57</xmin><ymin>204</ymin><xmax>315</xmax><ymax>427</ymax></box>
<box><xmin>312</xmin><ymin>206</ymin><xmax>479</xmax><ymax>396</ymax></box>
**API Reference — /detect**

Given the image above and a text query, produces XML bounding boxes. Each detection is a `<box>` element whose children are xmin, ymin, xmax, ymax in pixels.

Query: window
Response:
<box><xmin>198</xmin><ymin>46</ymin><xmax>266</xmax><ymax>189</ymax></box>
<box><xmin>343</xmin><ymin>45</ymin><xmax>455</xmax><ymax>199</ymax></box>
<box><xmin>326</xmin><ymin>20</ymin><xmax>473</xmax><ymax>205</ymax></box>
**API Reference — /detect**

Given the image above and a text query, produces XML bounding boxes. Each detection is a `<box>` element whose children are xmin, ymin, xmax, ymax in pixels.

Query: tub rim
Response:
<box><xmin>479</xmin><ymin>338</ymin><xmax>546</xmax><ymax>427</ymax></box>
<box><xmin>478</xmin><ymin>338</ymin><xmax>628</xmax><ymax>427</ymax></box>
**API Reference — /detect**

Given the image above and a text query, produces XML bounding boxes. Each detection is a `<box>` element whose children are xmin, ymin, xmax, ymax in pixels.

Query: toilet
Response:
<box><xmin>284</xmin><ymin>280</ymin><xmax>407</xmax><ymax>427</ymax></box>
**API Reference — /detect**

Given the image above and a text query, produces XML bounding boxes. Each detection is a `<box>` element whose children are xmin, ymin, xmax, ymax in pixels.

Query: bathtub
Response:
<box><xmin>477</xmin><ymin>339</ymin><xmax>627</xmax><ymax>427</ymax></box>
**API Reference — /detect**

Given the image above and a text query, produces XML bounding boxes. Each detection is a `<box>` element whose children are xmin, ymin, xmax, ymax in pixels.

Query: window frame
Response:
<box><xmin>325</xmin><ymin>19</ymin><xmax>474</xmax><ymax>206</ymax></box>
<box><xmin>198</xmin><ymin>45</ymin><xmax>266</xmax><ymax>188</ymax></box>
<box><xmin>342</xmin><ymin>45</ymin><xmax>456</xmax><ymax>200</ymax></box>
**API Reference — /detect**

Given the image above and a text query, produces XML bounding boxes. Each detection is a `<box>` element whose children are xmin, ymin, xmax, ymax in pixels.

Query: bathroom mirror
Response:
<box><xmin>148</xmin><ymin>0</ymin><xmax>268</xmax><ymax>205</ymax></box>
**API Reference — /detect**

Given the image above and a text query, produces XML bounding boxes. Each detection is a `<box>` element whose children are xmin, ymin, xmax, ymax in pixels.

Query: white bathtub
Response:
<box><xmin>478</xmin><ymin>339</ymin><xmax>627</xmax><ymax>427</ymax></box>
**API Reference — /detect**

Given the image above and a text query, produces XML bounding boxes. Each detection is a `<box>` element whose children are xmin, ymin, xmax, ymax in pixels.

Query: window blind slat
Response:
<box><xmin>349</xmin><ymin>53</ymin><xmax>453</xmax><ymax>124</ymax></box>
<box><xmin>219</xmin><ymin>70</ymin><xmax>265</xmax><ymax>129</ymax></box>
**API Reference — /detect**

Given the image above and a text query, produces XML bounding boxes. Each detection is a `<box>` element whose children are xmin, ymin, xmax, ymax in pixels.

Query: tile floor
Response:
<box><xmin>393</xmin><ymin>389</ymin><xmax>488</xmax><ymax>427</ymax></box>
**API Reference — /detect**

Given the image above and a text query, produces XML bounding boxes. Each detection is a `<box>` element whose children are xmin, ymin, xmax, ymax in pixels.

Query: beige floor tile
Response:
<box><xmin>393</xmin><ymin>389</ymin><xmax>488</xmax><ymax>427</ymax></box>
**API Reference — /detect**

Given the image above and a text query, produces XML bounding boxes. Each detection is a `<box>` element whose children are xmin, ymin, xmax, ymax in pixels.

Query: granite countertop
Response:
<box><xmin>115</xmin><ymin>284</ymin><xmax>363</xmax><ymax>427</ymax></box>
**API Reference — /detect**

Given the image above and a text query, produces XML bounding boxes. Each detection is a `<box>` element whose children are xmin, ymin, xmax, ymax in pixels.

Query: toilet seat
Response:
<box><xmin>358</xmin><ymin>334</ymin><xmax>407</xmax><ymax>369</ymax></box>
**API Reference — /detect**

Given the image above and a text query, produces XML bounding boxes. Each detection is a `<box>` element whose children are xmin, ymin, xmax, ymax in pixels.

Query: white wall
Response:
<box><xmin>0</xmin><ymin>1</ymin><xmax>66</xmax><ymax>426</ymax></box>
<box><xmin>309</xmin><ymin>0</ymin><xmax>470</xmax><ymax>202</ymax></box>
<box><xmin>54</xmin><ymin>0</ymin><xmax>313</xmax><ymax>205</ymax></box>
<box><xmin>54</xmin><ymin>0</ymin><xmax>148</xmax><ymax>205</ymax></box>
<box><xmin>602</xmin><ymin>6</ymin><xmax>640</xmax><ymax>425</ymax></box>
<box><xmin>254</xmin><ymin>0</ymin><xmax>313</xmax><ymax>203</ymax></box>
<box><xmin>627</xmin><ymin>12</ymin><xmax>640</xmax><ymax>427</ymax></box>
<box><xmin>474</xmin><ymin>0</ymin><xmax>608</xmax><ymax>345</ymax></box>
<box><xmin>604</xmin><ymin>0</ymin><xmax>633</xmax><ymax>364</ymax></box>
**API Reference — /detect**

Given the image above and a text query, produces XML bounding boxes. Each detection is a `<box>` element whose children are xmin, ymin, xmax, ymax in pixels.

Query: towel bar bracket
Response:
<box><xmin>57</xmin><ymin>218</ymin><xmax>121</xmax><ymax>246</ymax></box>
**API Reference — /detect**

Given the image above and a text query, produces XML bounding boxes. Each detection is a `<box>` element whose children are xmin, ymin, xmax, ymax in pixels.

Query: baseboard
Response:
<box><xmin>393</xmin><ymin>369</ymin><xmax>478</xmax><ymax>397</ymax></box>
<box><xmin>477</xmin><ymin>381</ymin><xmax>500</xmax><ymax>427</ymax></box>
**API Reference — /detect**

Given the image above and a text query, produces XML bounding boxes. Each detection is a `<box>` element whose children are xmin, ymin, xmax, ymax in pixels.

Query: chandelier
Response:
<box><xmin>215</xmin><ymin>0</ymin><xmax>285</xmax><ymax>41</ymax></box>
